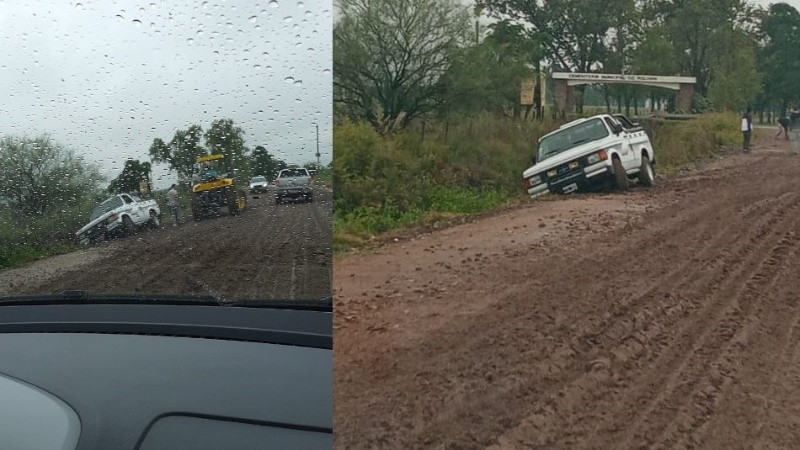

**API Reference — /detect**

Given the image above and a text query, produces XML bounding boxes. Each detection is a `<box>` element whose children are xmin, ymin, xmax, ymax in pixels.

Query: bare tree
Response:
<box><xmin>334</xmin><ymin>0</ymin><xmax>471</xmax><ymax>134</ymax></box>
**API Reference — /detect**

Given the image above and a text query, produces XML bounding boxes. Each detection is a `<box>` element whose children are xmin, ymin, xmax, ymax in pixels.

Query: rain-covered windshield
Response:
<box><xmin>0</xmin><ymin>1</ymin><xmax>332</xmax><ymax>303</ymax></box>
<box><xmin>538</xmin><ymin>118</ymin><xmax>609</xmax><ymax>162</ymax></box>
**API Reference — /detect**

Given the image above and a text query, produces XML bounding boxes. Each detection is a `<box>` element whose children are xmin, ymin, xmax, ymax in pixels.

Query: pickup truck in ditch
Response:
<box><xmin>523</xmin><ymin>113</ymin><xmax>656</xmax><ymax>197</ymax></box>
<box><xmin>275</xmin><ymin>167</ymin><xmax>314</xmax><ymax>204</ymax></box>
<box><xmin>76</xmin><ymin>193</ymin><xmax>161</xmax><ymax>245</ymax></box>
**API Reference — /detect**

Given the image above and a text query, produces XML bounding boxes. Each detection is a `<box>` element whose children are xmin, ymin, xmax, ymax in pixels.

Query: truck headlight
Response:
<box><xmin>586</xmin><ymin>149</ymin><xmax>609</xmax><ymax>165</ymax></box>
<box><xmin>525</xmin><ymin>175</ymin><xmax>543</xmax><ymax>188</ymax></box>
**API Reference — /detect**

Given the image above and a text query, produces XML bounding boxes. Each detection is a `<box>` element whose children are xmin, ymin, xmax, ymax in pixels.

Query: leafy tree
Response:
<box><xmin>630</xmin><ymin>25</ymin><xmax>680</xmax><ymax>111</ymax></box>
<box><xmin>707</xmin><ymin>27</ymin><xmax>762</xmax><ymax>111</ymax></box>
<box><xmin>250</xmin><ymin>145</ymin><xmax>286</xmax><ymax>181</ymax></box>
<box><xmin>478</xmin><ymin>0</ymin><xmax>637</xmax><ymax>111</ymax></box>
<box><xmin>642</xmin><ymin>0</ymin><xmax>754</xmax><ymax>97</ymax></box>
<box><xmin>757</xmin><ymin>3</ymin><xmax>800</xmax><ymax>113</ymax></box>
<box><xmin>334</xmin><ymin>0</ymin><xmax>472</xmax><ymax>133</ymax></box>
<box><xmin>442</xmin><ymin>21</ymin><xmax>543</xmax><ymax>118</ymax></box>
<box><xmin>205</xmin><ymin>119</ymin><xmax>248</xmax><ymax>176</ymax></box>
<box><xmin>0</xmin><ymin>135</ymin><xmax>102</xmax><ymax>216</ymax></box>
<box><xmin>107</xmin><ymin>159</ymin><xmax>152</xmax><ymax>194</ymax></box>
<box><xmin>148</xmin><ymin>126</ymin><xmax>206</xmax><ymax>179</ymax></box>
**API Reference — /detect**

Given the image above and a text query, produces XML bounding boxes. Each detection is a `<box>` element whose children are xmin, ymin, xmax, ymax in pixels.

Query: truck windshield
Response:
<box><xmin>251</xmin><ymin>176</ymin><xmax>267</xmax><ymax>183</ymax></box>
<box><xmin>538</xmin><ymin>118</ymin><xmax>609</xmax><ymax>162</ymax></box>
<box><xmin>89</xmin><ymin>197</ymin><xmax>123</xmax><ymax>221</ymax></box>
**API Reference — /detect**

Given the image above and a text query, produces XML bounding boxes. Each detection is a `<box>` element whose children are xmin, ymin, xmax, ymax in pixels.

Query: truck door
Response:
<box><xmin>121</xmin><ymin>194</ymin><xmax>142</xmax><ymax>223</ymax></box>
<box><xmin>604</xmin><ymin>117</ymin><xmax>637</xmax><ymax>170</ymax></box>
<box><xmin>615</xmin><ymin>115</ymin><xmax>648</xmax><ymax>161</ymax></box>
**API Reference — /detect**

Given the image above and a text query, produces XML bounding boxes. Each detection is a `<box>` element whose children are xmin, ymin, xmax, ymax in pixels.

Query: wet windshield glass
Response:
<box><xmin>0</xmin><ymin>1</ymin><xmax>332</xmax><ymax>302</ymax></box>
<box><xmin>538</xmin><ymin>118</ymin><xmax>609</xmax><ymax>161</ymax></box>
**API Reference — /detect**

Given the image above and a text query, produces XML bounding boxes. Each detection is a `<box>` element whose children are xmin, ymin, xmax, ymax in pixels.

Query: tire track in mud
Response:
<box><xmin>488</xmin><ymin>191</ymin><xmax>800</xmax><ymax>449</ymax></box>
<box><xmin>334</xmin><ymin>145</ymin><xmax>800</xmax><ymax>449</ymax></box>
<box><xmin>16</xmin><ymin>189</ymin><xmax>332</xmax><ymax>301</ymax></box>
<box><xmin>338</xmin><ymin>186</ymin><xmax>795</xmax><ymax>448</ymax></box>
<box><xmin>614</xmin><ymin>211</ymin><xmax>800</xmax><ymax>448</ymax></box>
<box><xmin>663</xmin><ymin>230</ymin><xmax>800</xmax><ymax>448</ymax></box>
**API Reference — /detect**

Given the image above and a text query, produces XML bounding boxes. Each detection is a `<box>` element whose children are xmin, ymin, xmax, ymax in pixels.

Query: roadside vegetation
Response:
<box><xmin>332</xmin><ymin>0</ymin><xmax>787</xmax><ymax>252</ymax></box>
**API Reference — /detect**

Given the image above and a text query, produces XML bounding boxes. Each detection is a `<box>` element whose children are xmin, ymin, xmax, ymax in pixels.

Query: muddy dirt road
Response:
<box><xmin>334</xmin><ymin>139</ymin><xmax>800</xmax><ymax>449</ymax></box>
<box><xmin>3</xmin><ymin>187</ymin><xmax>332</xmax><ymax>301</ymax></box>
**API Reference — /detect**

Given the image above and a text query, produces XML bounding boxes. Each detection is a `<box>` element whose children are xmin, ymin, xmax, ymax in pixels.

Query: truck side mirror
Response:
<box><xmin>531</xmin><ymin>155</ymin><xmax>537</xmax><ymax>165</ymax></box>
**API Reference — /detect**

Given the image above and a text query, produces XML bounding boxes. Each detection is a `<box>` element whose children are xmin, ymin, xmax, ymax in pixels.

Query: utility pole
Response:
<box><xmin>315</xmin><ymin>123</ymin><xmax>320</xmax><ymax>169</ymax></box>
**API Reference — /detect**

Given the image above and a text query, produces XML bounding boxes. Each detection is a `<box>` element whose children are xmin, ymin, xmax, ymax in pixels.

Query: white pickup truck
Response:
<box><xmin>275</xmin><ymin>167</ymin><xmax>314</xmax><ymax>203</ymax></box>
<box><xmin>523</xmin><ymin>113</ymin><xmax>656</xmax><ymax>197</ymax></box>
<box><xmin>76</xmin><ymin>193</ymin><xmax>161</xmax><ymax>245</ymax></box>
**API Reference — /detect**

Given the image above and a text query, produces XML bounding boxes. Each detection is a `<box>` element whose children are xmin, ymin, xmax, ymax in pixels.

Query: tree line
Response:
<box><xmin>110</xmin><ymin>118</ymin><xmax>291</xmax><ymax>194</ymax></box>
<box><xmin>334</xmin><ymin>0</ymin><xmax>800</xmax><ymax>131</ymax></box>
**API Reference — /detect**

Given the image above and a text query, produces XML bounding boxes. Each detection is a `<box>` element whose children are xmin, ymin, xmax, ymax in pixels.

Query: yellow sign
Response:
<box><xmin>520</xmin><ymin>78</ymin><xmax>535</xmax><ymax>105</ymax></box>
<box><xmin>139</xmin><ymin>180</ymin><xmax>150</xmax><ymax>194</ymax></box>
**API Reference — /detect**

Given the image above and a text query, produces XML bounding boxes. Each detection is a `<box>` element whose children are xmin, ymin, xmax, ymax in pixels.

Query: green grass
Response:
<box><xmin>647</xmin><ymin>112</ymin><xmax>741</xmax><ymax>173</ymax></box>
<box><xmin>0</xmin><ymin>244</ymin><xmax>78</xmax><ymax>271</ymax></box>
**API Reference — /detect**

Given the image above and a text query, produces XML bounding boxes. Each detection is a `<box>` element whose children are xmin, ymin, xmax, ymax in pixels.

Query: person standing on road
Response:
<box><xmin>742</xmin><ymin>106</ymin><xmax>753</xmax><ymax>152</ymax></box>
<box><xmin>167</xmin><ymin>184</ymin><xmax>180</xmax><ymax>226</ymax></box>
<box><xmin>789</xmin><ymin>107</ymin><xmax>800</xmax><ymax>155</ymax></box>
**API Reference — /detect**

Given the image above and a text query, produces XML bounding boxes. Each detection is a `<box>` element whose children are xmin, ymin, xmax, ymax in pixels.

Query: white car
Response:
<box><xmin>249</xmin><ymin>175</ymin><xmax>270</xmax><ymax>194</ymax></box>
<box><xmin>76</xmin><ymin>193</ymin><xmax>161</xmax><ymax>245</ymax></box>
<box><xmin>523</xmin><ymin>113</ymin><xmax>656</xmax><ymax>197</ymax></box>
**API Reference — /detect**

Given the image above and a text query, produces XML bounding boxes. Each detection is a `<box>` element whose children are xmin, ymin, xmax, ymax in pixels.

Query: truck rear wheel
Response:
<box><xmin>638</xmin><ymin>155</ymin><xmax>655</xmax><ymax>187</ymax></box>
<box><xmin>227</xmin><ymin>188</ymin><xmax>240</xmax><ymax>215</ymax></box>
<box><xmin>191</xmin><ymin>195</ymin><xmax>204</xmax><ymax>221</ymax></box>
<box><xmin>612</xmin><ymin>157</ymin><xmax>629</xmax><ymax>191</ymax></box>
<box><xmin>122</xmin><ymin>216</ymin><xmax>136</xmax><ymax>236</ymax></box>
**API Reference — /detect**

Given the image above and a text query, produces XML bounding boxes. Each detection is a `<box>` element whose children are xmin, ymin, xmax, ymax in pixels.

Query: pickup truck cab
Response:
<box><xmin>275</xmin><ymin>168</ymin><xmax>314</xmax><ymax>204</ymax></box>
<box><xmin>523</xmin><ymin>113</ymin><xmax>655</xmax><ymax>197</ymax></box>
<box><xmin>76</xmin><ymin>193</ymin><xmax>161</xmax><ymax>245</ymax></box>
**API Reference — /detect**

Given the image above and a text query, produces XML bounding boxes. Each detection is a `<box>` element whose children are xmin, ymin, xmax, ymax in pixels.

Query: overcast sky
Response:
<box><xmin>1</xmin><ymin>0</ymin><xmax>331</xmax><ymax>189</ymax></box>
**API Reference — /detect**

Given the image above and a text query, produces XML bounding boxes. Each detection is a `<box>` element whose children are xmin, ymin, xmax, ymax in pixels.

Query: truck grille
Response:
<box><xmin>548</xmin><ymin>162</ymin><xmax>582</xmax><ymax>184</ymax></box>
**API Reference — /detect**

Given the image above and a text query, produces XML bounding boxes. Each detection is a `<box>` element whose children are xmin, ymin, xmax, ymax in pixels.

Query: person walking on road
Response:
<box><xmin>776</xmin><ymin>115</ymin><xmax>791</xmax><ymax>140</ymax></box>
<box><xmin>790</xmin><ymin>108</ymin><xmax>800</xmax><ymax>155</ymax></box>
<box><xmin>742</xmin><ymin>107</ymin><xmax>753</xmax><ymax>152</ymax></box>
<box><xmin>167</xmin><ymin>184</ymin><xmax>180</xmax><ymax>226</ymax></box>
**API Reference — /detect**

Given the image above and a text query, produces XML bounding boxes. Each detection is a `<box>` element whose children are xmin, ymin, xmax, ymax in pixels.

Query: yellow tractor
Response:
<box><xmin>190</xmin><ymin>154</ymin><xmax>247</xmax><ymax>220</ymax></box>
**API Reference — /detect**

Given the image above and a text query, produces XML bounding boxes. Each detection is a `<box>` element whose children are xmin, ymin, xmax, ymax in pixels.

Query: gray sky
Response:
<box><xmin>1</xmin><ymin>0</ymin><xmax>332</xmax><ymax>189</ymax></box>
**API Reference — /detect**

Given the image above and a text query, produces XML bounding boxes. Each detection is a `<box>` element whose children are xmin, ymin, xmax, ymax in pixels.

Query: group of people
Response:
<box><xmin>741</xmin><ymin>107</ymin><xmax>800</xmax><ymax>154</ymax></box>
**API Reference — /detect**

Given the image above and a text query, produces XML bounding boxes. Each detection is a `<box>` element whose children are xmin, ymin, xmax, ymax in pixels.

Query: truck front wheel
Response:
<box><xmin>638</xmin><ymin>155</ymin><xmax>655</xmax><ymax>187</ymax></box>
<box><xmin>612</xmin><ymin>157</ymin><xmax>629</xmax><ymax>191</ymax></box>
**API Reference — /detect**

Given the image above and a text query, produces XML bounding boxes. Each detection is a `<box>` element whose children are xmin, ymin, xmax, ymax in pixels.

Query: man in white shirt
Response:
<box><xmin>741</xmin><ymin>107</ymin><xmax>753</xmax><ymax>152</ymax></box>
<box><xmin>167</xmin><ymin>184</ymin><xmax>180</xmax><ymax>226</ymax></box>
